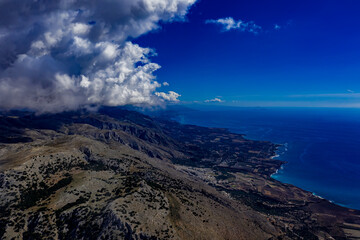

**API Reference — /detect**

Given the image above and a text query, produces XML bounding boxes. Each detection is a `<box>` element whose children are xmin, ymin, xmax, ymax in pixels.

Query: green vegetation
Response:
<box><xmin>55</xmin><ymin>196</ymin><xmax>89</xmax><ymax>216</ymax></box>
<box><xmin>19</xmin><ymin>176</ymin><xmax>73</xmax><ymax>209</ymax></box>
<box><xmin>167</xmin><ymin>194</ymin><xmax>181</xmax><ymax>224</ymax></box>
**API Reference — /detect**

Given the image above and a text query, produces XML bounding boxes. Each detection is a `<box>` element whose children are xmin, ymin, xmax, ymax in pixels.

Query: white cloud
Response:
<box><xmin>206</xmin><ymin>17</ymin><xmax>261</xmax><ymax>33</ymax></box>
<box><xmin>155</xmin><ymin>91</ymin><xmax>181</xmax><ymax>102</ymax></box>
<box><xmin>205</xmin><ymin>98</ymin><xmax>223</xmax><ymax>103</ymax></box>
<box><xmin>163</xmin><ymin>82</ymin><xmax>170</xmax><ymax>86</ymax></box>
<box><xmin>0</xmin><ymin>0</ymin><xmax>196</xmax><ymax>113</ymax></box>
<box><xmin>72</xmin><ymin>23</ymin><xmax>91</xmax><ymax>36</ymax></box>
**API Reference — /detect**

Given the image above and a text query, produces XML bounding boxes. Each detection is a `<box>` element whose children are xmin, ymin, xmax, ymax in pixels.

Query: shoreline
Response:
<box><xmin>269</xmin><ymin>143</ymin><xmax>286</xmax><ymax>178</ymax></box>
<box><xmin>172</xmin><ymin>115</ymin><xmax>360</xmax><ymax>211</ymax></box>
<box><xmin>268</xmin><ymin>143</ymin><xmax>360</xmax><ymax>211</ymax></box>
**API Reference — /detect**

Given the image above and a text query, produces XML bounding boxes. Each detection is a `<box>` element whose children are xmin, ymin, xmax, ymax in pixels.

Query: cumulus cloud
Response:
<box><xmin>162</xmin><ymin>82</ymin><xmax>170</xmax><ymax>86</ymax></box>
<box><xmin>206</xmin><ymin>17</ymin><xmax>261</xmax><ymax>33</ymax></box>
<box><xmin>204</xmin><ymin>98</ymin><xmax>223</xmax><ymax>103</ymax></box>
<box><xmin>0</xmin><ymin>0</ymin><xmax>196</xmax><ymax>113</ymax></box>
<box><xmin>155</xmin><ymin>91</ymin><xmax>181</xmax><ymax>102</ymax></box>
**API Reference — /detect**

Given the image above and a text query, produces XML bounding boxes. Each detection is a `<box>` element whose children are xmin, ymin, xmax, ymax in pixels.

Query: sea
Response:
<box><xmin>173</xmin><ymin>106</ymin><xmax>360</xmax><ymax>210</ymax></box>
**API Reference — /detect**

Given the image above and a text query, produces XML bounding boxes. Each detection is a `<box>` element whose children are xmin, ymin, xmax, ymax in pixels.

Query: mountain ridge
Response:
<box><xmin>0</xmin><ymin>107</ymin><xmax>359</xmax><ymax>239</ymax></box>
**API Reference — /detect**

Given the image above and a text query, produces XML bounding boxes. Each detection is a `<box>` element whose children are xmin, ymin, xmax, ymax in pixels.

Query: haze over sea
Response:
<box><xmin>175</xmin><ymin>107</ymin><xmax>360</xmax><ymax>210</ymax></box>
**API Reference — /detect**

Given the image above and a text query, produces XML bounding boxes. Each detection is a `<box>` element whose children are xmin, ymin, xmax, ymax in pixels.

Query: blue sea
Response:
<box><xmin>175</xmin><ymin>107</ymin><xmax>360</xmax><ymax>210</ymax></box>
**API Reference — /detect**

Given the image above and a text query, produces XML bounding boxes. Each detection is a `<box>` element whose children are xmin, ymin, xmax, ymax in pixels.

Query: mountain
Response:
<box><xmin>0</xmin><ymin>107</ymin><xmax>359</xmax><ymax>240</ymax></box>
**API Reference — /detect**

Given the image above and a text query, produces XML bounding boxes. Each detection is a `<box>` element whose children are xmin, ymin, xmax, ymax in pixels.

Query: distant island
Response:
<box><xmin>0</xmin><ymin>107</ymin><xmax>359</xmax><ymax>239</ymax></box>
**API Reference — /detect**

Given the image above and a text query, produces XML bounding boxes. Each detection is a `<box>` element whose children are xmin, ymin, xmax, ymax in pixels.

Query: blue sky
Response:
<box><xmin>134</xmin><ymin>0</ymin><xmax>360</xmax><ymax>107</ymax></box>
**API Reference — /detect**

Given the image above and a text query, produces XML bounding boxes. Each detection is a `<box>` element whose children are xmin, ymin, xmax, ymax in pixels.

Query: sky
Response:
<box><xmin>0</xmin><ymin>0</ymin><xmax>359</xmax><ymax>113</ymax></box>
<box><xmin>134</xmin><ymin>0</ymin><xmax>360</xmax><ymax>108</ymax></box>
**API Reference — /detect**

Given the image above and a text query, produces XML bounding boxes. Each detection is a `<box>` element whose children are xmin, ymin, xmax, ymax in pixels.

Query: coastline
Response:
<box><xmin>267</xmin><ymin>140</ymin><xmax>359</xmax><ymax>211</ymax></box>
<box><xmin>268</xmin><ymin>142</ymin><xmax>338</xmax><ymax>204</ymax></box>
<box><xmin>178</xmin><ymin>110</ymin><xmax>360</xmax><ymax>211</ymax></box>
<box><xmin>206</xmin><ymin>124</ymin><xmax>360</xmax><ymax>238</ymax></box>
<box><xmin>269</xmin><ymin>143</ymin><xmax>286</xmax><ymax>178</ymax></box>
